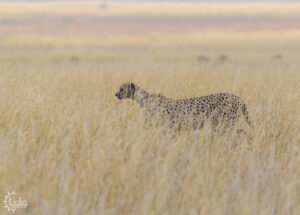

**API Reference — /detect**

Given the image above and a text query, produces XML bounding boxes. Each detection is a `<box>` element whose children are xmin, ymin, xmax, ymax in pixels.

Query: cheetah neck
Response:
<box><xmin>134</xmin><ymin>87</ymin><xmax>157</xmax><ymax>108</ymax></box>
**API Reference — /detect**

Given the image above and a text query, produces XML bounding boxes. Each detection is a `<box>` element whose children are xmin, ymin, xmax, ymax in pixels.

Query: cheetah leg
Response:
<box><xmin>143</xmin><ymin>114</ymin><xmax>152</xmax><ymax>129</ymax></box>
<box><xmin>242</xmin><ymin>104</ymin><xmax>253</xmax><ymax>129</ymax></box>
<box><xmin>192</xmin><ymin>120</ymin><xmax>204</xmax><ymax>130</ymax></box>
<box><xmin>210</xmin><ymin>113</ymin><xmax>221</xmax><ymax>131</ymax></box>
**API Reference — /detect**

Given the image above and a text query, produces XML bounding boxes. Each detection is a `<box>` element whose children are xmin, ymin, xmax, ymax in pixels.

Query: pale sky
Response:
<box><xmin>0</xmin><ymin>0</ymin><xmax>299</xmax><ymax>2</ymax></box>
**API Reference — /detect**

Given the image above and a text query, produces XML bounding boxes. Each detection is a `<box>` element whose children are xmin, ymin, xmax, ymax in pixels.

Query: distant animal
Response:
<box><xmin>218</xmin><ymin>55</ymin><xmax>232</xmax><ymax>63</ymax></box>
<box><xmin>197</xmin><ymin>55</ymin><xmax>210</xmax><ymax>63</ymax></box>
<box><xmin>70</xmin><ymin>56</ymin><xmax>80</xmax><ymax>64</ymax></box>
<box><xmin>115</xmin><ymin>82</ymin><xmax>252</xmax><ymax>130</ymax></box>
<box><xmin>272</xmin><ymin>54</ymin><xmax>283</xmax><ymax>61</ymax></box>
<box><xmin>99</xmin><ymin>4</ymin><xmax>109</xmax><ymax>9</ymax></box>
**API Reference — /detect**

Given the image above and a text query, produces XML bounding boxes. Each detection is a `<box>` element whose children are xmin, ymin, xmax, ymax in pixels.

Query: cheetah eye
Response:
<box><xmin>120</xmin><ymin>89</ymin><xmax>124</xmax><ymax>92</ymax></box>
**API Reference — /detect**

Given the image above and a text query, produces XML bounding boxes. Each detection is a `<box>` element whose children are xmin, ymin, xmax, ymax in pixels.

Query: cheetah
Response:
<box><xmin>115</xmin><ymin>82</ymin><xmax>252</xmax><ymax>130</ymax></box>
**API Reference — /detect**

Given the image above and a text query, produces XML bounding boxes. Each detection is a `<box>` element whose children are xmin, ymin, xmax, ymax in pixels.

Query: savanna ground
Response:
<box><xmin>0</xmin><ymin>2</ymin><xmax>299</xmax><ymax>215</ymax></box>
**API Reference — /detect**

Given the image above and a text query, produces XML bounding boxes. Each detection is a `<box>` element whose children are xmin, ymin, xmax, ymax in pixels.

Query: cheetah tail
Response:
<box><xmin>242</xmin><ymin>104</ymin><xmax>253</xmax><ymax>128</ymax></box>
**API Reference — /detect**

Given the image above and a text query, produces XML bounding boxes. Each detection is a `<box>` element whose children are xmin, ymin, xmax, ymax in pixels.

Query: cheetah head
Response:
<box><xmin>115</xmin><ymin>82</ymin><xmax>136</xmax><ymax>100</ymax></box>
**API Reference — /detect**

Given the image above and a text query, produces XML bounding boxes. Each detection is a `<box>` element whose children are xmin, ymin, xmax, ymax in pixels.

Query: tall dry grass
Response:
<box><xmin>0</xmin><ymin>40</ymin><xmax>299</xmax><ymax>214</ymax></box>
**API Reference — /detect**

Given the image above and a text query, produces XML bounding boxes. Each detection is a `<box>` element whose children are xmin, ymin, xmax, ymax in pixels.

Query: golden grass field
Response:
<box><xmin>0</xmin><ymin>2</ymin><xmax>299</xmax><ymax>215</ymax></box>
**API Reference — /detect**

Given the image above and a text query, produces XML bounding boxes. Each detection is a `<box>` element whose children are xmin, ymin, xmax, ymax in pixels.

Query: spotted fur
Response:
<box><xmin>115</xmin><ymin>82</ymin><xmax>252</xmax><ymax>130</ymax></box>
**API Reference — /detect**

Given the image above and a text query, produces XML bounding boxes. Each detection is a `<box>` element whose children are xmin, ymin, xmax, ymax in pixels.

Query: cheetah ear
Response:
<box><xmin>129</xmin><ymin>82</ymin><xmax>135</xmax><ymax>91</ymax></box>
